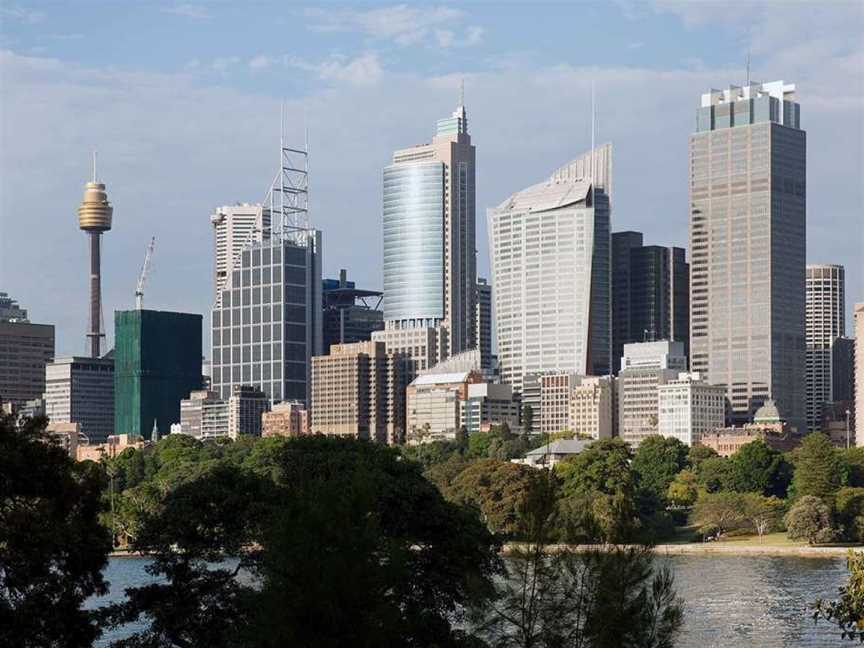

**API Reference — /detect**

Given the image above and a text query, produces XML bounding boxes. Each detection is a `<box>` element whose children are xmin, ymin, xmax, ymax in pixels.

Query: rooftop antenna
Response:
<box><xmin>745</xmin><ymin>26</ymin><xmax>752</xmax><ymax>87</ymax></box>
<box><xmin>459</xmin><ymin>77</ymin><xmax>464</xmax><ymax>106</ymax></box>
<box><xmin>590</xmin><ymin>79</ymin><xmax>596</xmax><ymax>204</ymax></box>
<box><xmin>92</xmin><ymin>150</ymin><xmax>98</xmax><ymax>183</ymax></box>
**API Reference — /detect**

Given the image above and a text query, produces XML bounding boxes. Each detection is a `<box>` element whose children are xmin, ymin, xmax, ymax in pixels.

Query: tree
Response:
<box><xmin>727</xmin><ymin>440</ymin><xmax>792</xmax><ymax>498</ymax></box>
<box><xmin>691</xmin><ymin>492</ymin><xmax>747</xmax><ymax>538</ymax></box>
<box><xmin>814</xmin><ymin>550</ymin><xmax>864</xmax><ymax>641</ymax></box>
<box><xmin>632</xmin><ymin>435</ymin><xmax>689</xmax><ymax>500</ymax></box>
<box><xmin>521</xmin><ymin>404</ymin><xmax>534</xmax><ymax>436</ymax></box>
<box><xmin>834</xmin><ymin>487</ymin><xmax>864</xmax><ymax>543</ymax></box>
<box><xmin>791</xmin><ymin>433</ymin><xmax>845</xmax><ymax>502</ymax></box>
<box><xmin>0</xmin><ymin>413</ymin><xmax>111</xmax><ymax>647</ymax></box>
<box><xmin>785</xmin><ymin>495</ymin><xmax>835</xmax><ymax>545</ymax></box>
<box><xmin>666</xmin><ymin>469</ymin><xmax>699</xmax><ymax>507</ymax></box>
<box><xmin>687</xmin><ymin>444</ymin><xmax>718</xmax><ymax>471</ymax></box>
<box><xmin>471</xmin><ymin>475</ymin><xmax>684</xmax><ymax>648</ymax></box>
<box><xmin>447</xmin><ymin>458</ymin><xmax>540</xmax><ymax>536</ymax></box>
<box><xmin>742</xmin><ymin>494</ymin><xmax>785</xmax><ymax>542</ymax></box>
<box><xmin>840</xmin><ymin>447</ymin><xmax>864</xmax><ymax>488</ymax></box>
<box><xmin>694</xmin><ymin>456</ymin><xmax>733</xmax><ymax>493</ymax></box>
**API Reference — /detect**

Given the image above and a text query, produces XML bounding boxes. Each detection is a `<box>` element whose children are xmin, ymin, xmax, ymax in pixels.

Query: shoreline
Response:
<box><xmin>502</xmin><ymin>542</ymin><xmax>860</xmax><ymax>558</ymax></box>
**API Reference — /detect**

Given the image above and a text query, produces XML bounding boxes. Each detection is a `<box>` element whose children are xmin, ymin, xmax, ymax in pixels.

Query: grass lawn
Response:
<box><xmin>665</xmin><ymin>528</ymin><xmax>864</xmax><ymax>548</ymax></box>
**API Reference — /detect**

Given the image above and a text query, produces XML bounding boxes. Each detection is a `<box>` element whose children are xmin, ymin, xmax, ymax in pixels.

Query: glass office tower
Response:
<box><xmin>689</xmin><ymin>81</ymin><xmax>805</xmax><ymax>431</ymax></box>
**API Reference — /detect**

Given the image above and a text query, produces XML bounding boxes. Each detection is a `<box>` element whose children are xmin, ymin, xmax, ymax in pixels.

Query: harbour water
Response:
<box><xmin>90</xmin><ymin>554</ymin><xmax>847</xmax><ymax>646</ymax></box>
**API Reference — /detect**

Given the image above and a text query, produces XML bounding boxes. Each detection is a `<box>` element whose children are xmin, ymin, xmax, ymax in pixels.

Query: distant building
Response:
<box><xmin>700</xmin><ymin>400</ymin><xmax>797</xmax><ymax>457</ymax></box>
<box><xmin>617</xmin><ymin>341</ymin><xmax>688</xmax><ymax>448</ymax></box>
<box><xmin>489</xmin><ymin>145</ymin><xmax>612</xmax><ymax>392</ymax></box>
<box><xmin>611</xmin><ymin>233</ymin><xmax>688</xmax><ymax>374</ymax></box>
<box><xmin>201</xmin><ymin>399</ymin><xmax>229</xmax><ymax>439</ymax></box>
<box><xmin>46</xmin><ymin>421</ymin><xmax>87</xmax><ymax>458</ymax></box>
<box><xmin>514</xmin><ymin>438</ymin><xmax>592</xmax><ymax>469</ymax></box>
<box><xmin>540</xmin><ymin>373</ymin><xmax>578</xmax><ymax>436</ymax></box>
<box><xmin>44</xmin><ymin>356</ymin><xmax>114</xmax><ymax>443</ymax></box>
<box><xmin>822</xmin><ymin>400</ymin><xmax>854</xmax><ymax>449</ymax></box>
<box><xmin>227</xmin><ymin>385</ymin><xmax>269</xmax><ymax>439</ymax></box>
<box><xmin>856</xmin><ymin>304</ymin><xmax>864</xmax><ymax>446</ymax></box>
<box><xmin>459</xmin><ymin>382</ymin><xmax>519</xmax><ymax>435</ymax></box>
<box><xmin>76</xmin><ymin>433</ymin><xmax>149</xmax><ymax>463</ymax></box>
<box><xmin>475</xmin><ymin>278</ymin><xmax>493</xmax><ymax>372</ymax></box>
<box><xmin>372</xmin><ymin>324</ymin><xmax>445</xmax><ymax>382</ymax></box>
<box><xmin>406</xmin><ymin>369</ymin><xmax>484</xmax><ymax>444</ymax></box>
<box><xmin>211</xmin><ymin>235</ymin><xmax>323</xmax><ymax>407</ymax></box>
<box><xmin>832</xmin><ymin>337</ymin><xmax>855</xmax><ymax>402</ymax></box>
<box><xmin>657</xmin><ymin>372</ymin><xmax>726</xmax><ymax>446</ymax></box>
<box><xmin>310</xmin><ymin>341</ymin><xmax>406</xmax><ymax>443</ymax></box>
<box><xmin>179</xmin><ymin>390</ymin><xmax>221</xmax><ymax>437</ymax></box>
<box><xmin>262</xmin><ymin>400</ymin><xmax>308</xmax><ymax>438</ymax></box>
<box><xmin>689</xmin><ymin>81</ymin><xmax>806</xmax><ymax>431</ymax></box>
<box><xmin>211</xmin><ymin>204</ymin><xmax>271</xmax><ymax>300</ymax></box>
<box><xmin>322</xmin><ymin>269</ymin><xmax>383</xmax><ymax>353</ymax></box>
<box><xmin>114</xmin><ymin>309</ymin><xmax>202</xmax><ymax>440</ymax></box>
<box><xmin>570</xmin><ymin>376</ymin><xmax>615</xmax><ymax>440</ymax></box>
<box><xmin>520</xmin><ymin>373</ymin><xmax>543</xmax><ymax>435</ymax></box>
<box><xmin>805</xmin><ymin>264</ymin><xmax>846</xmax><ymax>432</ymax></box>
<box><xmin>0</xmin><ymin>293</ymin><xmax>55</xmax><ymax>407</ymax></box>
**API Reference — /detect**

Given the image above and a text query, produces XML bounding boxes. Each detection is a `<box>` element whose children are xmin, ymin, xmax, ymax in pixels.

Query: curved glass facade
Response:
<box><xmin>383</xmin><ymin>161</ymin><xmax>445</xmax><ymax>322</ymax></box>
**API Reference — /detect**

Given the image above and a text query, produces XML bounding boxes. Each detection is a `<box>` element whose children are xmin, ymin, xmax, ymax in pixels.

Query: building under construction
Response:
<box><xmin>114</xmin><ymin>309</ymin><xmax>202</xmax><ymax>439</ymax></box>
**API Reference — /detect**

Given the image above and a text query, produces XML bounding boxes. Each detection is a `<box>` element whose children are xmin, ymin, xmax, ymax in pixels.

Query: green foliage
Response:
<box><xmin>632</xmin><ymin>435</ymin><xmax>689</xmax><ymax>500</ymax></box>
<box><xmin>791</xmin><ymin>433</ymin><xmax>845</xmax><ymax>502</ymax></box>
<box><xmin>447</xmin><ymin>458</ymin><xmax>540</xmax><ymax>537</ymax></box>
<box><xmin>521</xmin><ymin>404</ymin><xmax>534</xmax><ymax>436</ymax></box>
<box><xmin>691</xmin><ymin>491</ymin><xmax>748</xmax><ymax>537</ymax></box>
<box><xmin>727</xmin><ymin>439</ymin><xmax>792</xmax><ymax>498</ymax></box>
<box><xmin>813</xmin><ymin>550</ymin><xmax>864</xmax><ymax>641</ymax></box>
<box><xmin>0</xmin><ymin>413</ymin><xmax>111</xmax><ymax>647</ymax></box>
<box><xmin>687</xmin><ymin>444</ymin><xmax>719</xmax><ymax>471</ymax></box>
<box><xmin>666</xmin><ymin>469</ymin><xmax>699</xmax><ymax>507</ymax></box>
<box><xmin>784</xmin><ymin>495</ymin><xmax>835</xmax><ymax>545</ymax></box>
<box><xmin>835</xmin><ymin>487</ymin><xmax>864</xmax><ymax>543</ymax></box>
<box><xmin>741</xmin><ymin>493</ymin><xmax>786</xmax><ymax>541</ymax></box>
<box><xmin>841</xmin><ymin>447</ymin><xmax>864</xmax><ymax>488</ymax></box>
<box><xmin>694</xmin><ymin>456</ymin><xmax>733</xmax><ymax>493</ymax></box>
<box><xmin>400</xmin><ymin>439</ymin><xmax>462</xmax><ymax>469</ymax></box>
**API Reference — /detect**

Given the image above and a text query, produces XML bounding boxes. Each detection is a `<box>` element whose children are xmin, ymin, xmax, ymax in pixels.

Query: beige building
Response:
<box><xmin>856</xmin><ymin>304</ymin><xmax>864</xmax><ymax>446</ymax></box>
<box><xmin>700</xmin><ymin>400</ymin><xmax>796</xmax><ymax>457</ymax></box>
<box><xmin>262</xmin><ymin>400</ymin><xmax>308</xmax><ymax>438</ymax></box>
<box><xmin>570</xmin><ymin>376</ymin><xmax>614</xmax><ymax>440</ymax></box>
<box><xmin>310</xmin><ymin>341</ymin><xmax>406</xmax><ymax>443</ymax></box>
<box><xmin>179</xmin><ymin>390</ymin><xmax>221</xmax><ymax>437</ymax></box>
<box><xmin>460</xmin><ymin>382</ymin><xmax>520</xmax><ymax>434</ymax></box>
<box><xmin>46</xmin><ymin>421</ymin><xmax>86</xmax><ymax>458</ymax></box>
<box><xmin>406</xmin><ymin>369</ymin><xmax>484</xmax><ymax>444</ymax></box>
<box><xmin>76</xmin><ymin>432</ymin><xmax>149</xmax><ymax>462</ymax></box>
<box><xmin>657</xmin><ymin>372</ymin><xmax>726</xmax><ymax>446</ymax></box>
<box><xmin>371</xmin><ymin>323</ymin><xmax>445</xmax><ymax>381</ymax></box>
<box><xmin>540</xmin><ymin>373</ymin><xmax>578</xmax><ymax>436</ymax></box>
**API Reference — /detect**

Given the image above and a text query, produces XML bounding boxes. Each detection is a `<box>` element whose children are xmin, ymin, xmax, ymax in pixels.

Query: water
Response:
<box><xmin>90</xmin><ymin>554</ymin><xmax>847</xmax><ymax>647</ymax></box>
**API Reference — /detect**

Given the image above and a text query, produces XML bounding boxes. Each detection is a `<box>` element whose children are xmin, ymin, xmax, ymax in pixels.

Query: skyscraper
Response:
<box><xmin>0</xmin><ymin>293</ymin><xmax>55</xmax><ymax>407</ymax></box>
<box><xmin>381</xmin><ymin>99</ymin><xmax>476</xmax><ymax>356</ymax></box>
<box><xmin>322</xmin><ymin>269</ymin><xmax>383</xmax><ymax>353</ymax></box>
<box><xmin>488</xmin><ymin>144</ymin><xmax>612</xmax><ymax>392</ymax></box>
<box><xmin>689</xmin><ymin>81</ymin><xmax>806</xmax><ymax>430</ymax></box>
<box><xmin>475</xmin><ymin>278</ymin><xmax>493</xmax><ymax>371</ymax></box>
<box><xmin>855</xmin><ymin>303</ymin><xmax>864</xmax><ymax>446</ymax></box>
<box><xmin>114</xmin><ymin>309</ymin><xmax>203</xmax><ymax>439</ymax></box>
<box><xmin>211</xmin><ymin>204</ymin><xmax>271</xmax><ymax>300</ymax></box>
<box><xmin>611</xmin><ymin>232</ymin><xmax>689</xmax><ymax>373</ymax></box>
<box><xmin>44</xmin><ymin>356</ymin><xmax>114</xmax><ymax>443</ymax></box>
<box><xmin>805</xmin><ymin>264</ymin><xmax>846</xmax><ymax>432</ymax></box>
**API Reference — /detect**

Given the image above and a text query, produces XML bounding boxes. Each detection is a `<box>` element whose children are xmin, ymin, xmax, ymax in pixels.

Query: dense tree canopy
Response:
<box><xmin>0</xmin><ymin>413</ymin><xmax>112</xmax><ymax>647</ymax></box>
<box><xmin>791</xmin><ymin>433</ymin><xmax>845</xmax><ymax>502</ymax></box>
<box><xmin>726</xmin><ymin>440</ymin><xmax>792</xmax><ymax>498</ymax></box>
<box><xmin>632</xmin><ymin>435</ymin><xmax>689</xmax><ymax>500</ymax></box>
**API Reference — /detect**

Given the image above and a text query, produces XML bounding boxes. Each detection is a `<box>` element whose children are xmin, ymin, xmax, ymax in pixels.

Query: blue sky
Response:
<box><xmin>1</xmin><ymin>1</ymin><xmax>862</xmax><ymax>355</ymax></box>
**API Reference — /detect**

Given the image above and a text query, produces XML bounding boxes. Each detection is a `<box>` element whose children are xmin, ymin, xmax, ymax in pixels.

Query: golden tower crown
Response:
<box><xmin>78</xmin><ymin>180</ymin><xmax>113</xmax><ymax>232</ymax></box>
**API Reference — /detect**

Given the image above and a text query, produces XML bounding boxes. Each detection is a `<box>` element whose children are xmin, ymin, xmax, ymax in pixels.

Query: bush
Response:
<box><xmin>835</xmin><ymin>487</ymin><xmax>864</xmax><ymax>543</ymax></box>
<box><xmin>785</xmin><ymin>495</ymin><xmax>835</xmax><ymax>545</ymax></box>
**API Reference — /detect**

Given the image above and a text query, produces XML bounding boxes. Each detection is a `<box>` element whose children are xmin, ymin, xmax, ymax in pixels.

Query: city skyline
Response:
<box><xmin>1</xmin><ymin>2</ymin><xmax>862</xmax><ymax>356</ymax></box>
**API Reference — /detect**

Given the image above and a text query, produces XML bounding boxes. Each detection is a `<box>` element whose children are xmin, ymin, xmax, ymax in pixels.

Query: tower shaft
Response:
<box><xmin>87</xmin><ymin>231</ymin><xmax>104</xmax><ymax>358</ymax></box>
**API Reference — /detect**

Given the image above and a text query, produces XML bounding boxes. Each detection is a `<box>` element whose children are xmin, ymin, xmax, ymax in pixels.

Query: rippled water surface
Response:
<box><xmin>92</xmin><ymin>554</ymin><xmax>847</xmax><ymax>647</ymax></box>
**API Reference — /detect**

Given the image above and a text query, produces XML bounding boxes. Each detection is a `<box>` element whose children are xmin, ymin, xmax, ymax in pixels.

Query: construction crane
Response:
<box><xmin>135</xmin><ymin>237</ymin><xmax>155</xmax><ymax>310</ymax></box>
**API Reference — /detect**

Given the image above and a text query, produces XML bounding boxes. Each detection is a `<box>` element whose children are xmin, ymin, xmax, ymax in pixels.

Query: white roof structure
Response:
<box><xmin>525</xmin><ymin>438</ymin><xmax>592</xmax><ymax>457</ymax></box>
<box><xmin>495</xmin><ymin>179</ymin><xmax>591</xmax><ymax>213</ymax></box>
<box><xmin>410</xmin><ymin>371</ymin><xmax>473</xmax><ymax>387</ymax></box>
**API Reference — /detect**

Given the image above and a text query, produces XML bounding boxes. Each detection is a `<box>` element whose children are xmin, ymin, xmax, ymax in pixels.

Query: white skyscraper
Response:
<box><xmin>657</xmin><ymin>372</ymin><xmax>726</xmax><ymax>446</ymax></box>
<box><xmin>805</xmin><ymin>264</ymin><xmax>846</xmax><ymax>432</ymax></box>
<box><xmin>488</xmin><ymin>144</ymin><xmax>612</xmax><ymax>393</ymax></box>
<box><xmin>210</xmin><ymin>204</ymin><xmax>271</xmax><ymax>300</ymax></box>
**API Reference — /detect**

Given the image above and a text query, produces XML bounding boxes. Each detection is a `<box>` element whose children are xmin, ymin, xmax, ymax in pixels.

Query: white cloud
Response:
<box><xmin>1</xmin><ymin>6</ymin><xmax>45</xmax><ymax>24</ymax></box>
<box><xmin>305</xmin><ymin>4</ymin><xmax>483</xmax><ymax>48</ymax></box>
<box><xmin>287</xmin><ymin>52</ymin><xmax>383</xmax><ymax>86</ymax></box>
<box><xmin>161</xmin><ymin>3</ymin><xmax>210</xmax><ymax>20</ymax></box>
<box><xmin>211</xmin><ymin>56</ymin><xmax>240</xmax><ymax>73</ymax></box>
<box><xmin>248</xmin><ymin>55</ymin><xmax>271</xmax><ymax>71</ymax></box>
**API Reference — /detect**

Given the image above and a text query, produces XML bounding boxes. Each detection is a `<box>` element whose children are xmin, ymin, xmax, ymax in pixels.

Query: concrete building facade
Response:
<box><xmin>227</xmin><ymin>385</ymin><xmax>269</xmax><ymax>439</ymax></box>
<box><xmin>805</xmin><ymin>264</ymin><xmax>846</xmax><ymax>432</ymax></box>
<box><xmin>406</xmin><ymin>369</ymin><xmax>484</xmax><ymax>444</ymax></box>
<box><xmin>476</xmin><ymin>277</ymin><xmax>493</xmax><ymax>372</ymax></box>
<box><xmin>689</xmin><ymin>81</ymin><xmax>806</xmax><ymax>431</ymax></box>
<box><xmin>179</xmin><ymin>390</ymin><xmax>221</xmax><ymax>437</ymax></box>
<box><xmin>657</xmin><ymin>372</ymin><xmax>726</xmax><ymax>446</ymax></box>
<box><xmin>44</xmin><ymin>356</ymin><xmax>114</xmax><ymax>443</ymax></box>
<box><xmin>856</xmin><ymin>304</ymin><xmax>864</xmax><ymax>446</ymax></box>
<box><xmin>322</xmin><ymin>269</ymin><xmax>383</xmax><ymax>353</ymax></box>
<box><xmin>488</xmin><ymin>145</ymin><xmax>612</xmax><ymax>393</ymax></box>
<box><xmin>262</xmin><ymin>400</ymin><xmax>308</xmax><ymax>437</ymax></box>
<box><xmin>310</xmin><ymin>341</ymin><xmax>406</xmax><ymax>443</ymax></box>
<box><xmin>459</xmin><ymin>382</ymin><xmax>519</xmax><ymax>434</ymax></box>
<box><xmin>0</xmin><ymin>294</ymin><xmax>55</xmax><ymax>407</ymax></box>
<box><xmin>211</xmin><ymin>204</ymin><xmax>271</xmax><ymax>300</ymax></box>
<box><xmin>570</xmin><ymin>376</ymin><xmax>615</xmax><ymax>440</ymax></box>
<box><xmin>540</xmin><ymin>372</ymin><xmax>578</xmax><ymax>436</ymax></box>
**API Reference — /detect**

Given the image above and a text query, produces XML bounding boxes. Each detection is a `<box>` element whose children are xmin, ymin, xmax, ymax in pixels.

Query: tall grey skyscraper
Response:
<box><xmin>488</xmin><ymin>144</ymin><xmax>612</xmax><ymax>392</ymax></box>
<box><xmin>381</xmin><ymin>99</ymin><xmax>476</xmax><ymax>357</ymax></box>
<box><xmin>611</xmin><ymin>232</ymin><xmax>689</xmax><ymax>374</ymax></box>
<box><xmin>689</xmin><ymin>81</ymin><xmax>806</xmax><ymax>431</ymax></box>
<box><xmin>475</xmin><ymin>278</ymin><xmax>493</xmax><ymax>371</ymax></box>
<box><xmin>805</xmin><ymin>264</ymin><xmax>846</xmax><ymax>432</ymax></box>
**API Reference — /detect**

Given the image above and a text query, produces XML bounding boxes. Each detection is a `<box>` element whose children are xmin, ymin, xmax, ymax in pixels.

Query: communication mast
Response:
<box><xmin>135</xmin><ymin>237</ymin><xmax>156</xmax><ymax>310</ymax></box>
<box><xmin>264</xmin><ymin>103</ymin><xmax>309</xmax><ymax>243</ymax></box>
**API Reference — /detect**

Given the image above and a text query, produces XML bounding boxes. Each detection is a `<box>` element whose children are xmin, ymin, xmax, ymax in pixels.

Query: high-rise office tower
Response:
<box><xmin>211</xmin><ymin>139</ymin><xmax>322</xmax><ymax>407</ymax></box>
<box><xmin>322</xmin><ymin>269</ymin><xmax>383</xmax><ymax>353</ymax></box>
<box><xmin>488</xmin><ymin>144</ymin><xmax>612</xmax><ymax>392</ymax></box>
<box><xmin>0</xmin><ymin>293</ymin><xmax>55</xmax><ymax>407</ymax></box>
<box><xmin>612</xmin><ymin>232</ymin><xmax>689</xmax><ymax>373</ymax></box>
<box><xmin>805</xmin><ymin>264</ymin><xmax>846</xmax><ymax>432</ymax></box>
<box><xmin>77</xmin><ymin>165</ymin><xmax>113</xmax><ymax>358</ymax></box>
<box><xmin>855</xmin><ymin>303</ymin><xmax>864</xmax><ymax>446</ymax></box>
<box><xmin>382</xmin><ymin>99</ymin><xmax>476</xmax><ymax>356</ymax></box>
<box><xmin>211</xmin><ymin>204</ymin><xmax>271</xmax><ymax>300</ymax></box>
<box><xmin>44</xmin><ymin>356</ymin><xmax>114</xmax><ymax>443</ymax></box>
<box><xmin>114</xmin><ymin>309</ymin><xmax>203</xmax><ymax>439</ymax></box>
<box><xmin>475</xmin><ymin>278</ymin><xmax>493</xmax><ymax>371</ymax></box>
<box><xmin>689</xmin><ymin>81</ymin><xmax>806</xmax><ymax>430</ymax></box>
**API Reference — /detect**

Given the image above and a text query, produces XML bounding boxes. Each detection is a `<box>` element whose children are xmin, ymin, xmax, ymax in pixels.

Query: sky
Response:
<box><xmin>0</xmin><ymin>1</ymin><xmax>862</xmax><ymax>356</ymax></box>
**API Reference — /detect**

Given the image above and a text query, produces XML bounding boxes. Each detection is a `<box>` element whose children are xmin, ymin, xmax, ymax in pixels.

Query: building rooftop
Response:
<box><xmin>525</xmin><ymin>438</ymin><xmax>592</xmax><ymax>457</ymax></box>
<box><xmin>411</xmin><ymin>371</ymin><xmax>473</xmax><ymax>387</ymax></box>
